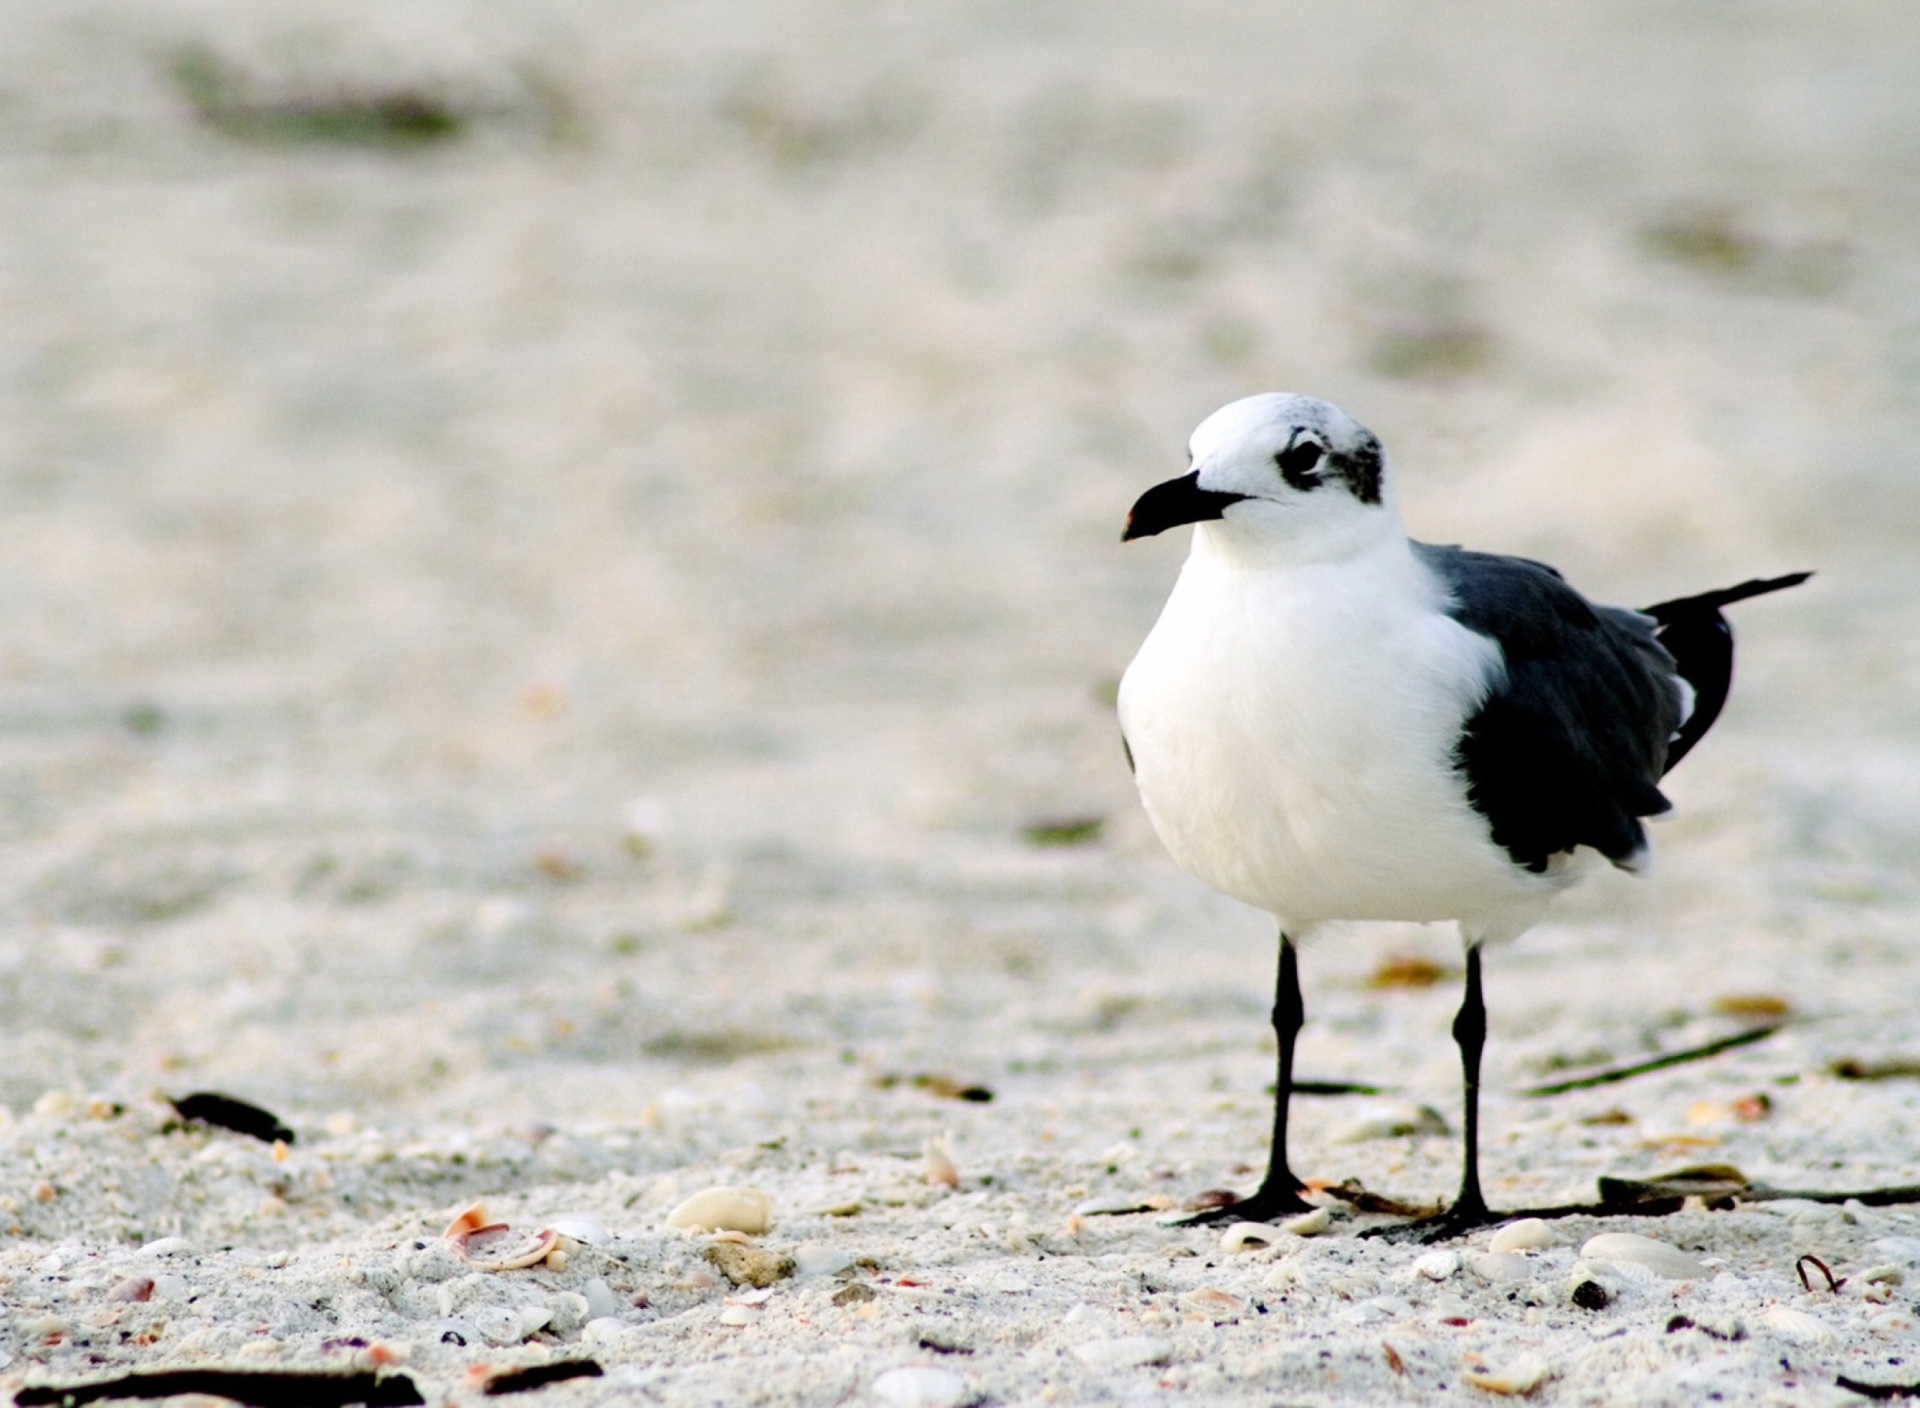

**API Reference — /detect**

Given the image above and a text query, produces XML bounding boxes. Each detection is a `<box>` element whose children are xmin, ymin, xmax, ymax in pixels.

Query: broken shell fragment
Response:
<box><xmin>1462</xmin><ymin>1354</ymin><xmax>1552</xmax><ymax>1396</ymax></box>
<box><xmin>1177</xmin><ymin>1287</ymin><xmax>1247</xmax><ymax>1322</ymax></box>
<box><xmin>1579</xmin><ymin>1232</ymin><xmax>1707</xmax><ymax>1280</ymax></box>
<box><xmin>1220</xmin><ymin>1222</ymin><xmax>1281</xmax><ymax>1254</ymax></box>
<box><xmin>924</xmin><ymin>1135</ymin><xmax>960</xmax><ymax>1188</ymax></box>
<box><xmin>545</xmin><ymin>1215</ymin><xmax>610</xmax><ymax>1246</ymax></box>
<box><xmin>442</xmin><ymin>1205</ymin><xmax>562</xmax><ymax>1271</ymax></box>
<box><xmin>1281</xmin><ymin>1207</ymin><xmax>1333</xmax><ymax>1237</ymax></box>
<box><xmin>665</xmin><ymin>1186</ymin><xmax>775</xmax><ymax>1234</ymax></box>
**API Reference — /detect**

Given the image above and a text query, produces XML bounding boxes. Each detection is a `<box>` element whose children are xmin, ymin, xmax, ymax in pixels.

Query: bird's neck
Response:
<box><xmin>1190</xmin><ymin>505</ymin><xmax>1408</xmax><ymax>574</ymax></box>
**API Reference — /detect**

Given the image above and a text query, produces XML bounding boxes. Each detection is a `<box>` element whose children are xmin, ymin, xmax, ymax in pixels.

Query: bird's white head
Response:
<box><xmin>1124</xmin><ymin>393</ymin><xmax>1399</xmax><ymax>562</ymax></box>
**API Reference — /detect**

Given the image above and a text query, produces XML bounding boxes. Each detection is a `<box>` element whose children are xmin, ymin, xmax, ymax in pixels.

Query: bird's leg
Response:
<box><xmin>1178</xmin><ymin>931</ymin><xmax>1315</xmax><ymax>1225</ymax></box>
<box><xmin>1367</xmin><ymin>944</ymin><xmax>1505</xmax><ymax>1242</ymax></box>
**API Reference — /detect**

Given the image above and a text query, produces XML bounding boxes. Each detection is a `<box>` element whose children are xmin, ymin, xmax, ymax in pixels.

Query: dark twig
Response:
<box><xmin>482</xmin><ymin>1362</ymin><xmax>604</xmax><ymax>1396</ymax></box>
<box><xmin>14</xmin><ymin>1369</ymin><xmax>421</xmax><ymax>1408</ymax></box>
<box><xmin>1797</xmin><ymin>1254</ymin><xmax>1845</xmax><ymax>1294</ymax></box>
<box><xmin>1521</xmin><ymin>1026</ymin><xmax>1782</xmax><ymax>1096</ymax></box>
<box><xmin>1837</xmin><ymin>1374</ymin><xmax>1920</xmax><ymax>1400</ymax></box>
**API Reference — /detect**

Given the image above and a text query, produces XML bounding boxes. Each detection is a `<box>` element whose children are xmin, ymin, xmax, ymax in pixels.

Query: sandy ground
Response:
<box><xmin>4</xmin><ymin>2</ymin><xmax>1920</xmax><ymax>1404</ymax></box>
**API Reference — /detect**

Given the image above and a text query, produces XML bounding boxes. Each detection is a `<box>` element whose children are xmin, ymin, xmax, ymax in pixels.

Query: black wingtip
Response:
<box><xmin>1643</xmin><ymin>570</ymin><xmax>1813</xmax><ymax>622</ymax></box>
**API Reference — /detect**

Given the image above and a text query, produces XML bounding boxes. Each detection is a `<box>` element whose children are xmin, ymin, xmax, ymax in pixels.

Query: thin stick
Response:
<box><xmin>1521</xmin><ymin>1025</ymin><xmax>1782</xmax><ymax>1097</ymax></box>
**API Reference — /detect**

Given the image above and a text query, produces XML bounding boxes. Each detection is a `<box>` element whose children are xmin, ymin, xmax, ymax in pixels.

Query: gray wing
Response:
<box><xmin>1414</xmin><ymin>542</ymin><xmax>1685</xmax><ymax>873</ymax></box>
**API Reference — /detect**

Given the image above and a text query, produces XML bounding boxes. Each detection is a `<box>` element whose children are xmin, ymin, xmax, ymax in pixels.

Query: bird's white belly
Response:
<box><xmin>1119</xmin><ymin>545</ymin><xmax>1560</xmax><ymax>930</ymax></box>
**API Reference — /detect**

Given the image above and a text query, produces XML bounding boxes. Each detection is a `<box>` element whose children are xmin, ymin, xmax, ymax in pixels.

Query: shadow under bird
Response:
<box><xmin>1118</xmin><ymin>392</ymin><xmax>1808</xmax><ymax>1241</ymax></box>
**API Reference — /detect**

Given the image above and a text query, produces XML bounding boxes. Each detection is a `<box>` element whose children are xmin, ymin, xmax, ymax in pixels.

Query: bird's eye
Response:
<box><xmin>1275</xmin><ymin>440</ymin><xmax>1324</xmax><ymax>489</ymax></box>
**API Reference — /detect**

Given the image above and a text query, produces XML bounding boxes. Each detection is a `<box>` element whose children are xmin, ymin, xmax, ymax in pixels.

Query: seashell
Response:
<box><xmin>109</xmin><ymin>1277</ymin><xmax>155</xmax><ymax>1304</ymax></box>
<box><xmin>717</xmin><ymin>1299</ymin><xmax>765</xmax><ymax>1327</ymax></box>
<box><xmin>1870</xmin><ymin>1310</ymin><xmax>1919</xmax><ymax>1340</ymax></box>
<box><xmin>580</xmin><ymin>1317</ymin><xmax>632</xmax><ymax>1349</ymax></box>
<box><xmin>1761</xmin><ymin>1306</ymin><xmax>1835</xmax><ymax>1344</ymax></box>
<box><xmin>472</xmin><ymin>1306</ymin><xmax>529</xmax><ymax>1345</ymax></box>
<box><xmin>924</xmin><ymin>1135</ymin><xmax>960</xmax><ymax>1188</ymax></box>
<box><xmin>1177</xmin><ymin>1287</ymin><xmax>1246</xmax><ymax>1322</ymax></box>
<box><xmin>1489</xmin><ymin>1218</ymin><xmax>1553</xmax><ymax>1253</ymax></box>
<box><xmin>1462</xmin><ymin>1354</ymin><xmax>1552</xmax><ymax>1396</ymax></box>
<box><xmin>1468</xmin><ymin>1252</ymin><xmax>1530</xmax><ymax>1283</ymax></box>
<box><xmin>443</xmin><ymin>1201</ymin><xmax>501</xmax><ymax>1242</ymax></box>
<box><xmin>138</xmin><ymin>1237</ymin><xmax>193</xmax><ymax>1257</ymax></box>
<box><xmin>545</xmin><ymin>1292</ymin><xmax>590</xmax><ymax>1335</ymax></box>
<box><xmin>1072</xmin><ymin>1336</ymin><xmax>1174</xmax><ymax>1371</ymax></box>
<box><xmin>1281</xmin><ymin>1207</ymin><xmax>1333</xmax><ymax>1237</ymax></box>
<box><xmin>1863</xmin><ymin>1264</ymin><xmax>1907</xmax><ymax>1286</ymax></box>
<box><xmin>545</xmin><ymin>1215</ymin><xmax>610</xmax><ymax>1246</ymax></box>
<box><xmin>665</xmin><ymin>1186</ymin><xmax>775</xmax><ymax>1234</ymax></box>
<box><xmin>871</xmin><ymin>1366</ymin><xmax>968</xmax><ymax>1408</ymax></box>
<box><xmin>1220</xmin><ymin>1222</ymin><xmax>1281</xmax><ymax>1254</ymax></box>
<box><xmin>1579</xmin><ymin>1233</ymin><xmax>1707</xmax><ymax>1280</ymax></box>
<box><xmin>1074</xmin><ymin>1195</ymin><xmax>1152</xmax><ymax>1216</ymax></box>
<box><xmin>462</xmin><ymin>1226</ymin><xmax>561</xmax><ymax>1272</ymax></box>
<box><xmin>1411</xmin><ymin>1251</ymin><xmax>1459</xmax><ymax>1281</ymax></box>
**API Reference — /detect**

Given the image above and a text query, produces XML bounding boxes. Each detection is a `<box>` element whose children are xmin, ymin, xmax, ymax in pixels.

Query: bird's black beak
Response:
<box><xmin>1123</xmin><ymin>471</ymin><xmax>1249</xmax><ymax>542</ymax></box>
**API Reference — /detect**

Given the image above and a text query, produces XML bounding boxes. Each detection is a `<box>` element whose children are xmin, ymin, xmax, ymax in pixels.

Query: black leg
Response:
<box><xmin>1366</xmin><ymin>943</ymin><xmax>1504</xmax><ymax>1242</ymax></box>
<box><xmin>1449</xmin><ymin>943</ymin><xmax>1492</xmax><ymax>1224</ymax></box>
<box><xmin>1179</xmin><ymin>930</ymin><xmax>1315</xmax><ymax>1224</ymax></box>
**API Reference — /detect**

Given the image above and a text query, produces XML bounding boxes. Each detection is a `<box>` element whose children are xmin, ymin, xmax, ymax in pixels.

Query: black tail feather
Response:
<box><xmin>1643</xmin><ymin>571</ymin><xmax>1811</xmax><ymax>773</ymax></box>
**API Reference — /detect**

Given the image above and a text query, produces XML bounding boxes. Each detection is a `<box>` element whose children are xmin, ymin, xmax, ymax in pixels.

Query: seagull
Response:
<box><xmin>1117</xmin><ymin>392</ymin><xmax>1808</xmax><ymax>1239</ymax></box>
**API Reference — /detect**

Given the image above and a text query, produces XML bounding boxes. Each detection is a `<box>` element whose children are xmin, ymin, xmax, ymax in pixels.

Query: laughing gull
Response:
<box><xmin>1118</xmin><ymin>392</ymin><xmax>1808</xmax><ymax>1238</ymax></box>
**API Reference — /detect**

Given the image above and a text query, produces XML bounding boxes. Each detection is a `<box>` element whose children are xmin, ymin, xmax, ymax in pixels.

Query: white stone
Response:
<box><xmin>870</xmin><ymin>1366</ymin><xmax>968</xmax><ymax>1408</ymax></box>
<box><xmin>1489</xmin><ymin>1218</ymin><xmax>1553</xmax><ymax>1253</ymax></box>
<box><xmin>1072</xmin><ymin>1336</ymin><xmax>1174</xmax><ymax>1371</ymax></box>
<box><xmin>581</xmin><ymin>1278</ymin><xmax>620</xmax><ymax>1320</ymax></box>
<box><xmin>793</xmin><ymin>1242</ymin><xmax>856</xmax><ymax>1278</ymax></box>
<box><xmin>1579</xmin><ymin>1233</ymin><xmax>1707</xmax><ymax>1280</ymax></box>
<box><xmin>1411</xmin><ymin>1250</ymin><xmax>1459</xmax><ymax>1281</ymax></box>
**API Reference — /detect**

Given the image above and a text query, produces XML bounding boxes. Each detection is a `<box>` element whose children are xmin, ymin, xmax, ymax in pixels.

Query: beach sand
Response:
<box><xmin>3</xmin><ymin>2</ymin><xmax>1920</xmax><ymax>1402</ymax></box>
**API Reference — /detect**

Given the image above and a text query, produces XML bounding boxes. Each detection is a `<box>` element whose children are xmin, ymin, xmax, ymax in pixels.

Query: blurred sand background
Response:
<box><xmin>3</xmin><ymin>3</ymin><xmax>1920</xmax><ymax>1403</ymax></box>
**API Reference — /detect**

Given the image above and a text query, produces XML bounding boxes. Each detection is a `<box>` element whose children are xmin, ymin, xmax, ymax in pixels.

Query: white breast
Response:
<box><xmin>1118</xmin><ymin>530</ymin><xmax>1565</xmax><ymax>935</ymax></box>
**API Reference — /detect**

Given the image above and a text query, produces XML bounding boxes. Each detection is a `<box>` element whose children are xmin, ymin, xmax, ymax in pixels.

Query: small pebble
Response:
<box><xmin>1489</xmin><ymin>1218</ymin><xmax>1553</xmax><ymax>1253</ymax></box>
<box><xmin>1579</xmin><ymin>1233</ymin><xmax>1707</xmax><ymax>1280</ymax></box>
<box><xmin>1411</xmin><ymin>1250</ymin><xmax>1459</xmax><ymax>1281</ymax></box>
<box><xmin>1329</xmin><ymin>1101</ymin><xmax>1448</xmax><ymax>1144</ymax></box>
<box><xmin>1281</xmin><ymin>1207</ymin><xmax>1333</xmax><ymax>1237</ymax></box>
<box><xmin>665</xmin><ymin>1187</ymin><xmax>775</xmax><ymax>1234</ymax></box>
<box><xmin>704</xmin><ymin>1243</ymin><xmax>796</xmax><ymax>1288</ymax></box>
<box><xmin>870</xmin><ymin>1366</ymin><xmax>968</xmax><ymax>1408</ymax></box>
<box><xmin>1220</xmin><ymin>1222</ymin><xmax>1280</xmax><ymax>1254</ymax></box>
<box><xmin>1072</xmin><ymin>1336</ymin><xmax>1174</xmax><ymax>1371</ymax></box>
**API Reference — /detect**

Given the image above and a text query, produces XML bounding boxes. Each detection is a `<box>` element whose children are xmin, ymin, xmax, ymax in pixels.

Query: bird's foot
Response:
<box><xmin>1171</xmin><ymin>1184</ymin><xmax>1316</xmax><ymax>1227</ymax></box>
<box><xmin>1360</xmin><ymin>1197</ymin><xmax>1503</xmax><ymax>1244</ymax></box>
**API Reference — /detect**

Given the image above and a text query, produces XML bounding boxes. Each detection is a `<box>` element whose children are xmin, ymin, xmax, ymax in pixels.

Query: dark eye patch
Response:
<box><xmin>1275</xmin><ymin>440</ymin><xmax>1324</xmax><ymax>491</ymax></box>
